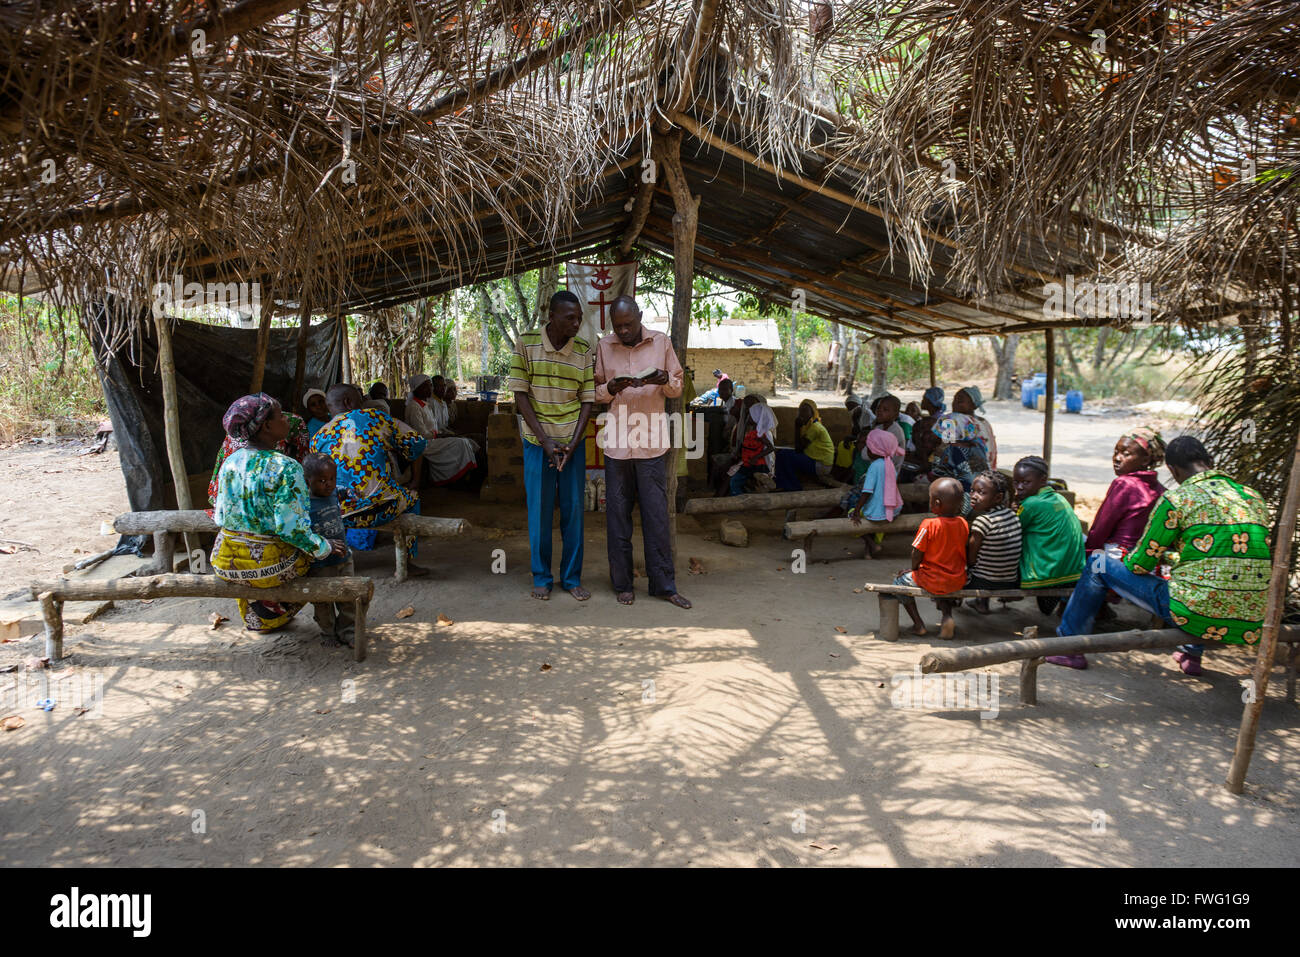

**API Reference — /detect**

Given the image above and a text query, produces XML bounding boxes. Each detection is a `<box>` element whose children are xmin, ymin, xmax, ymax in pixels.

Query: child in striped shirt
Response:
<box><xmin>965</xmin><ymin>470</ymin><xmax>1023</xmax><ymax>613</ymax></box>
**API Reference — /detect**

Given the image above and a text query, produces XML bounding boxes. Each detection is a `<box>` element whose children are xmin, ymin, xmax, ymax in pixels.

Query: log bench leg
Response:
<box><xmin>39</xmin><ymin>591</ymin><xmax>64</xmax><ymax>660</ymax></box>
<box><xmin>1020</xmin><ymin>656</ymin><xmax>1043</xmax><ymax>706</ymax></box>
<box><xmin>354</xmin><ymin>599</ymin><xmax>369</xmax><ymax>662</ymax></box>
<box><xmin>878</xmin><ymin>595</ymin><xmax>900</xmax><ymax>642</ymax></box>
<box><xmin>801</xmin><ymin>532</ymin><xmax>815</xmax><ymax>562</ymax></box>
<box><xmin>394</xmin><ymin>532</ymin><xmax>409</xmax><ymax>584</ymax></box>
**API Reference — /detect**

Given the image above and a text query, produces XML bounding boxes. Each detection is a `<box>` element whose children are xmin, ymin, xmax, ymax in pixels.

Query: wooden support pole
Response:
<box><xmin>338</xmin><ymin>313</ymin><xmax>352</xmax><ymax>384</ymax></box>
<box><xmin>292</xmin><ymin>294</ymin><xmax>313</xmax><ymax>414</ymax></box>
<box><xmin>1226</xmin><ymin>424</ymin><xmax>1300</xmax><ymax>793</ymax></box>
<box><xmin>928</xmin><ymin>339</ymin><xmax>937</xmax><ymax>388</ymax></box>
<box><xmin>249</xmin><ymin>284</ymin><xmax>276</xmax><ymax>393</ymax></box>
<box><xmin>354</xmin><ymin>599</ymin><xmax>370</xmax><ymax>662</ymax></box>
<box><xmin>657</xmin><ymin>127</ymin><xmax>700</xmax><ymax>568</ymax></box>
<box><xmin>152</xmin><ymin>312</ymin><xmax>200</xmax><ymax>568</ymax></box>
<box><xmin>39</xmin><ymin>591</ymin><xmax>63</xmax><ymax>660</ymax></box>
<box><xmin>1043</xmin><ymin>328</ymin><xmax>1056</xmax><ymax>470</ymax></box>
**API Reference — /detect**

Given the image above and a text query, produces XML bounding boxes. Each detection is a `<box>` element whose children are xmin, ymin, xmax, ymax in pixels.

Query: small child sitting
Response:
<box><xmin>303</xmin><ymin>453</ymin><xmax>356</xmax><ymax>648</ymax></box>
<box><xmin>965</xmin><ymin>469</ymin><xmax>1023</xmax><ymax>613</ymax></box>
<box><xmin>847</xmin><ymin>428</ymin><xmax>904</xmax><ymax>558</ymax></box>
<box><xmin>727</xmin><ymin>404</ymin><xmax>776</xmax><ymax>496</ymax></box>
<box><xmin>893</xmin><ymin>476</ymin><xmax>969</xmax><ymax>638</ymax></box>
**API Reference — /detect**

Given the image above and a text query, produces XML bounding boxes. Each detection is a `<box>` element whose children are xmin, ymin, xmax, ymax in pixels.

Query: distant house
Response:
<box><xmin>643</xmin><ymin>317</ymin><xmax>781</xmax><ymax>396</ymax></box>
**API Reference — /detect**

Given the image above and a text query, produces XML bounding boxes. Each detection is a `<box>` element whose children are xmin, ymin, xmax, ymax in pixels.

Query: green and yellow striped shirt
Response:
<box><xmin>508</xmin><ymin>326</ymin><xmax>595</xmax><ymax>446</ymax></box>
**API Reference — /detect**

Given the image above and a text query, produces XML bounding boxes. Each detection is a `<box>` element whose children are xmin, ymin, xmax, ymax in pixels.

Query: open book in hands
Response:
<box><xmin>611</xmin><ymin>366</ymin><xmax>661</xmax><ymax>386</ymax></box>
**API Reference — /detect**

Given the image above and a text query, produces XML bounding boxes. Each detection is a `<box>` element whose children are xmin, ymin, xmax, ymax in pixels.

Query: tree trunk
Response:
<box><xmin>534</xmin><ymin>265</ymin><xmax>559</xmax><ymax>325</ymax></box>
<box><xmin>871</xmin><ymin>338</ymin><xmax>888</xmax><ymax>396</ymax></box>
<box><xmin>843</xmin><ymin>332</ymin><xmax>859</xmax><ymax>396</ymax></box>
<box><xmin>992</xmin><ymin>334</ymin><xmax>1019</xmax><ymax>400</ymax></box>
<box><xmin>1091</xmin><ymin>326</ymin><xmax>1111</xmax><ymax>371</ymax></box>
<box><xmin>1059</xmin><ymin>329</ymin><xmax>1083</xmax><ymax>380</ymax></box>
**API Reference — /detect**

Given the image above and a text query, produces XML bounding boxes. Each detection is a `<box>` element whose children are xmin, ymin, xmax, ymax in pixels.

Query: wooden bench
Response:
<box><xmin>114</xmin><ymin>510</ymin><xmax>468</xmax><ymax>583</ymax></box>
<box><xmin>920</xmin><ymin>624</ymin><xmax>1300</xmax><ymax>705</ymax></box>
<box><xmin>784</xmin><ymin>513</ymin><xmax>930</xmax><ymax>558</ymax></box>
<box><xmin>863</xmin><ymin>582</ymin><xmax>1079</xmax><ymax>641</ymax></box>
<box><xmin>30</xmin><ymin>574</ymin><xmax>378</xmax><ymax>661</ymax></box>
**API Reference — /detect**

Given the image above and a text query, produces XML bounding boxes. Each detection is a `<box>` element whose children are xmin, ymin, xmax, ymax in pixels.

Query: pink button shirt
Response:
<box><xmin>593</xmin><ymin>328</ymin><xmax>684</xmax><ymax>459</ymax></box>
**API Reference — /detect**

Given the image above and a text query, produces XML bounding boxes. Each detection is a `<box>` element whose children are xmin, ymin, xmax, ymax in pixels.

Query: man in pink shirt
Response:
<box><xmin>594</xmin><ymin>296</ymin><xmax>692</xmax><ymax>609</ymax></box>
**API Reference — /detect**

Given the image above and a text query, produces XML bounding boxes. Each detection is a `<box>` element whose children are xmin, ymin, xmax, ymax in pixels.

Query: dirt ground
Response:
<box><xmin>1</xmin><ymin>397</ymin><xmax>1295</xmax><ymax>867</ymax></box>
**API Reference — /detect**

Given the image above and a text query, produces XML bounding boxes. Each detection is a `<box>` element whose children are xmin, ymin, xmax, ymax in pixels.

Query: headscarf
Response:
<box><xmin>749</xmin><ymin>402</ymin><xmax>778</xmax><ymax>436</ymax></box>
<box><xmin>934</xmin><ymin>412</ymin><xmax>980</xmax><ymax>447</ymax></box>
<box><xmin>1122</xmin><ymin>427</ymin><xmax>1166</xmax><ymax>468</ymax></box>
<box><xmin>798</xmin><ymin>399</ymin><xmax>820</xmax><ymax>423</ymax></box>
<box><xmin>864</xmin><ymin>429</ymin><xmax>904</xmax><ymax>520</ymax></box>
<box><xmin>956</xmin><ymin>386</ymin><xmax>984</xmax><ymax>412</ymax></box>
<box><xmin>407</xmin><ymin>373</ymin><xmax>431</xmax><ymax>393</ymax></box>
<box><xmin>303</xmin><ymin>388</ymin><xmax>325</xmax><ymax>408</ymax></box>
<box><xmin>223</xmin><ymin>393</ymin><xmax>280</xmax><ymax>446</ymax></box>
<box><xmin>923</xmin><ymin>386</ymin><xmax>946</xmax><ymax>412</ymax></box>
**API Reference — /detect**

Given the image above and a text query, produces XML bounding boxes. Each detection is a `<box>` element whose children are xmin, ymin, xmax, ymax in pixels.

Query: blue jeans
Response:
<box><xmin>774</xmin><ymin>449</ymin><xmax>824</xmax><ymax>491</ymax></box>
<box><xmin>728</xmin><ymin>464</ymin><xmax>768</xmax><ymax>496</ymax></box>
<box><xmin>523</xmin><ymin>440</ymin><xmax>585</xmax><ymax>590</ymax></box>
<box><xmin>1057</xmin><ymin>551</ymin><xmax>1202</xmax><ymax>654</ymax></box>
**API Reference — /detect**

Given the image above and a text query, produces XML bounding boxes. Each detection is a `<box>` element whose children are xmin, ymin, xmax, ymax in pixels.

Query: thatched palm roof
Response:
<box><xmin>0</xmin><ymin>1</ymin><xmax>1294</xmax><ymax>341</ymax></box>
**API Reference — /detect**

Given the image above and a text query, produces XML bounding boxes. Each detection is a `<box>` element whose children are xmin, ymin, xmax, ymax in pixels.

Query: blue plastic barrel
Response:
<box><xmin>1021</xmin><ymin>379</ymin><xmax>1035</xmax><ymax>408</ymax></box>
<box><xmin>1065</xmin><ymin>389</ymin><xmax>1084</xmax><ymax>413</ymax></box>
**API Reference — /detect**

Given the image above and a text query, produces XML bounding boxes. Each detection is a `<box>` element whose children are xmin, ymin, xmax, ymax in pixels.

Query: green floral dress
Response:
<box><xmin>1124</xmin><ymin>470</ymin><xmax>1271</xmax><ymax>644</ymax></box>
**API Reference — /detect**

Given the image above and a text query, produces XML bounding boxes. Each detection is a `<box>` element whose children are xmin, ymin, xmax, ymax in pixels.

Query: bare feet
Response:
<box><xmin>532</xmin><ymin>586</ymin><xmax>552</xmax><ymax>600</ymax></box>
<box><xmin>909</xmin><ymin>623</ymin><xmax>929</xmax><ymax>636</ymax></box>
<box><xmin>407</xmin><ymin>563</ymin><xmax>431</xmax><ymax>578</ymax></box>
<box><xmin>662</xmin><ymin>593</ymin><xmax>692</xmax><ymax>609</ymax></box>
<box><xmin>938</xmin><ymin>618</ymin><xmax>956</xmax><ymax>639</ymax></box>
<box><xmin>568</xmin><ymin>585</ymin><xmax>591</xmax><ymax>601</ymax></box>
<box><xmin>616</xmin><ymin>591</ymin><xmax>635</xmax><ymax>605</ymax></box>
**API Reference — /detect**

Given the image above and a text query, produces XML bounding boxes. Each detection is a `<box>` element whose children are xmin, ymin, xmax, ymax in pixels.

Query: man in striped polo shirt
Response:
<box><xmin>509</xmin><ymin>291</ymin><xmax>596</xmax><ymax>600</ymax></box>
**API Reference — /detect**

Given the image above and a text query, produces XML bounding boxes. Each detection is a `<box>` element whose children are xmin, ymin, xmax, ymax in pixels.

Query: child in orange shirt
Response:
<box><xmin>893</xmin><ymin>477</ymin><xmax>969</xmax><ymax>638</ymax></box>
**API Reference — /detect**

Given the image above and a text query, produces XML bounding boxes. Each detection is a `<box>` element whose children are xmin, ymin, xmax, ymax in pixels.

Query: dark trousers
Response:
<box><xmin>604</xmin><ymin>453</ymin><xmax>677</xmax><ymax>596</ymax></box>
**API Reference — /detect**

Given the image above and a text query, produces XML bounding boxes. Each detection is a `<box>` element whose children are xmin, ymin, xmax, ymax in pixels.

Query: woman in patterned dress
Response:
<box><xmin>210</xmin><ymin>394</ymin><xmax>346</xmax><ymax>631</ymax></box>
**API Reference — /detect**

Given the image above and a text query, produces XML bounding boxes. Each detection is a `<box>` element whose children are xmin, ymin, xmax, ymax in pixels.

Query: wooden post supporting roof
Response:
<box><xmin>1226</xmin><ymin>423</ymin><xmax>1300</xmax><ymax>793</ymax></box>
<box><xmin>1043</xmin><ymin>329</ymin><xmax>1056</xmax><ymax>470</ymax></box>
<box><xmin>249</xmin><ymin>282</ymin><xmax>275</xmax><ymax>393</ymax></box>
<box><xmin>656</xmin><ymin>126</ymin><xmax>700</xmax><ymax>566</ymax></box>
<box><xmin>927</xmin><ymin>339</ymin><xmax>936</xmax><ymax>388</ymax></box>
<box><xmin>292</xmin><ymin>294</ymin><xmax>312</xmax><ymax>413</ymax></box>
<box><xmin>152</xmin><ymin>312</ymin><xmax>199</xmax><ymax>568</ymax></box>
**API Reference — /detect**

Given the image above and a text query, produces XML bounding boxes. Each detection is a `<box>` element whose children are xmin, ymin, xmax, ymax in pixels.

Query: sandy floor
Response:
<box><xmin>0</xmin><ymin>404</ymin><xmax>1295</xmax><ymax>868</ymax></box>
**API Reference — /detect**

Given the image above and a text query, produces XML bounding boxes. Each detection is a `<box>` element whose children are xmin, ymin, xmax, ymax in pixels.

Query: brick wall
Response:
<box><xmin>688</xmin><ymin>348</ymin><xmax>775</xmax><ymax>396</ymax></box>
<box><xmin>481</xmin><ymin>412</ymin><xmax>526</xmax><ymax>504</ymax></box>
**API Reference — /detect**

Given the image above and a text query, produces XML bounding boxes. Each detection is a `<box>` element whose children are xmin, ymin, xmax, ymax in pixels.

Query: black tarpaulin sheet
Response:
<box><xmin>92</xmin><ymin>304</ymin><xmax>343</xmax><ymax>513</ymax></box>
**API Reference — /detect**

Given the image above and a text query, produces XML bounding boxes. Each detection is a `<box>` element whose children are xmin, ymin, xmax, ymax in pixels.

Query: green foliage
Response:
<box><xmin>0</xmin><ymin>297</ymin><xmax>103</xmax><ymax>442</ymax></box>
<box><xmin>886</xmin><ymin>344</ymin><xmax>930</xmax><ymax>385</ymax></box>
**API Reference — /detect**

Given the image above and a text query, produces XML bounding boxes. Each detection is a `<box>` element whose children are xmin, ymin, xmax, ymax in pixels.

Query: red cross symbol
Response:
<box><xmin>587</xmin><ymin>266</ymin><xmax>616</xmax><ymax>330</ymax></box>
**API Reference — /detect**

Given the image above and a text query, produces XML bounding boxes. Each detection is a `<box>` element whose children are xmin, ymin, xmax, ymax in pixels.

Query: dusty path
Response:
<box><xmin>0</xmin><ymin>427</ymin><xmax>1295</xmax><ymax>867</ymax></box>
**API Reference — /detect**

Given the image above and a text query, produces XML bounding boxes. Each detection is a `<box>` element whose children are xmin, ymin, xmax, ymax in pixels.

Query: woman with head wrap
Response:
<box><xmin>403</xmin><ymin>373</ymin><xmax>479</xmax><ymax>486</ymax></box>
<box><xmin>209</xmin><ymin>394</ymin><xmax>345</xmax><ymax>631</ymax></box>
<box><xmin>1085</xmin><ymin>427</ymin><xmax>1166</xmax><ymax>554</ymax></box>
<box><xmin>933</xmin><ymin>411</ymin><xmax>988</xmax><ymax>478</ymax></box>
<box><xmin>845</xmin><ymin>428</ymin><xmax>905</xmax><ymax>557</ymax></box>
<box><xmin>921</xmin><ymin>387</ymin><xmax>946</xmax><ymax>416</ymax></box>
<box><xmin>774</xmin><ymin>399</ymin><xmax>836</xmax><ymax>491</ymax></box>
<box><xmin>206</xmin><ymin>394</ymin><xmax>310</xmax><ymax>509</ymax></box>
<box><xmin>303</xmin><ymin>388</ymin><xmax>330</xmax><ymax>438</ymax></box>
<box><xmin>953</xmin><ymin>386</ymin><xmax>996</xmax><ymax>468</ymax></box>
<box><xmin>727</xmin><ymin>403</ymin><xmax>778</xmax><ymax>495</ymax></box>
